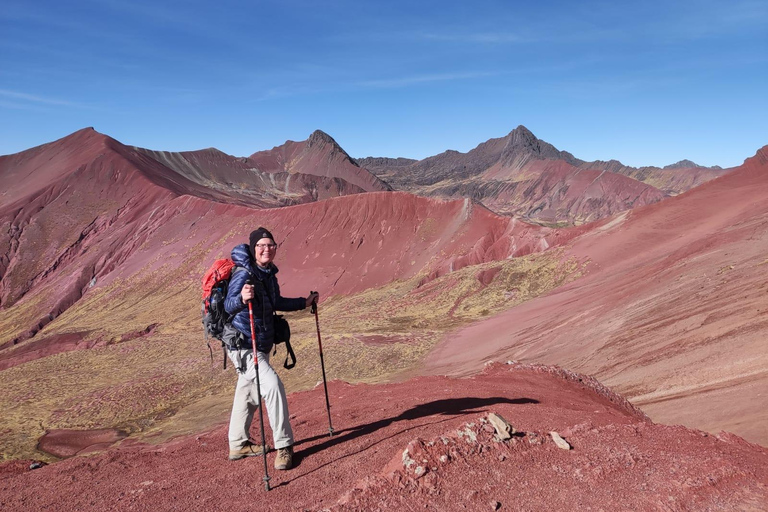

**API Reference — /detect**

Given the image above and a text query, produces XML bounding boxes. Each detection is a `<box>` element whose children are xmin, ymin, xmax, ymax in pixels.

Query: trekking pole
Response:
<box><xmin>247</xmin><ymin>290</ymin><xmax>271</xmax><ymax>491</ymax></box>
<box><xmin>311</xmin><ymin>292</ymin><xmax>334</xmax><ymax>437</ymax></box>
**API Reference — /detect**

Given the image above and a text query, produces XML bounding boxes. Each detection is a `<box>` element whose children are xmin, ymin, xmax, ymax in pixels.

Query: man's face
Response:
<box><xmin>254</xmin><ymin>237</ymin><xmax>277</xmax><ymax>267</ymax></box>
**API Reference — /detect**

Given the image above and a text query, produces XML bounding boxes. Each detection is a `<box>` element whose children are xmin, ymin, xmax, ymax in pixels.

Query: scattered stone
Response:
<box><xmin>439</xmin><ymin>455</ymin><xmax>449</xmax><ymax>463</ymax></box>
<box><xmin>29</xmin><ymin>461</ymin><xmax>46</xmax><ymax>470</ymax></box>
<box><xmin>402</xmin><ymin>449</ymin><xmax>416</xmax><ymax>469</ymax></box>
<box><xmin>414</xmin><ymin>466</ymin><xmax>426</xmax><ymax>478</ymax></box>
<box><xmin>528</xmin><ymin>433</ymin><xmax>542</xmax><ymax>445</ymax></box>
<box><xmin>457</xmin><ymin>426</ymin><xmax>478</xmax><ymax>443</ymax></box>
<box><xmin>550</xmin><ymin>431</ymin><xmax>572</xmax><ymax>450</ymax></box>
<box><xmin>491</xmin><ymin>500</ymin><xmax>502</xmax><ymax>510</ymax></box>
<box><xmin>488</xmin><ymin>413</ymin><xmax>516</xmax><ymax>441</ymax></box>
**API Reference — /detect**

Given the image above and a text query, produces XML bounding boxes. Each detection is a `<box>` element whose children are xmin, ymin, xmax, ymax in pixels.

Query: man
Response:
<box><xmin>224</xmin><ymin>227</ymin><xmax>318</xmax><ymax>470</ymax></box>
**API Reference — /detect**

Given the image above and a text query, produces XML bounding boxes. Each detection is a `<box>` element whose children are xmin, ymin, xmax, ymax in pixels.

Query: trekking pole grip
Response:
<box><xmin>310</xmin><ymin>290</ymin><xmax>318</xmax><ymax>314</ymax></box>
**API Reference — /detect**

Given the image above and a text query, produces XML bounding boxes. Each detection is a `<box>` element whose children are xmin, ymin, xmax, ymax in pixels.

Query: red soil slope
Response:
<box><xmin>423</xmin><ymin>146</ymin><xmax>768</xmax><ymax>446</ymax></box>
<box><xmin>1</xmin><ymin>363</ymin><xmax>765</xmax><ymax>511</ymax></box>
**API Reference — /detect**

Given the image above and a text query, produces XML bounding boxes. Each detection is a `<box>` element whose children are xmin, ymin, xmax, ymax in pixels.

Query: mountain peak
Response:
<box><xmin>502</xmin><ymin>125</ymin><xmax>581</xmax><ymax>164</ymax></box>
<box><xmin>308</xmin><ymin>129</ymin><xmax>338</xmax><ymax>147</ymax></box>
<box><xmin>663</xmin><ymin>159</ymin><xmax>700</xmax><ymax>169</ymax></box>
<box><xmin>509</xmin><ymin>124</ymin><xmax>535</xmax><ymax>140</ymax></box>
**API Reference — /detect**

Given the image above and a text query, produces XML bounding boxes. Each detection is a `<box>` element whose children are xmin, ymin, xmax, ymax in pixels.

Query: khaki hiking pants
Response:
<box><xmin>228</xmin><ymin>348</ymin><xmax>294</xmax><ymax>451</ymax></box>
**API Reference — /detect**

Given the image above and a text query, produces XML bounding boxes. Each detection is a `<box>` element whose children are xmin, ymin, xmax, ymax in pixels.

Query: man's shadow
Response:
<box><xmin>288</xmin><ymin>396</ymin><xmax>538</xmax><ymax>474</ymax></box>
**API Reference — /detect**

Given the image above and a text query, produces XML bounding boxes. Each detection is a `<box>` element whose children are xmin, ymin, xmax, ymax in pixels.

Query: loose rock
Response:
<box><xmin>488</xmin><ymin>413</ymin><xmax>516</xmax><ymax>441</ymax></box>
<box><xmin>550</xmin><ymin>431</ymin><xmax>572</xmax><ymax>450</ymax></box>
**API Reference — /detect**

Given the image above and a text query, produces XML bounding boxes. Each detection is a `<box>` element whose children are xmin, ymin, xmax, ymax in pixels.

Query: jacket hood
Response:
<box><xmin>231</xmin><ymin>244</ymin><xmax>253</xmax><ymax>268</ymax></box>
<box><xmin>231</xmin><ymin>243</ymin><xmax>279</xmax><ymax>275</ymax></box>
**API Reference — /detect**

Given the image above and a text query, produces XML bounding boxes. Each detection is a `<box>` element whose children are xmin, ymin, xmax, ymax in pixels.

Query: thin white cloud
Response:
<box><xmin>418</xmin><ymin>31</ymin><xmax>533</xmax><ymax>44</ymax></box>
<box><xmin>0</xmin><ymin>89</ymin><xmax>75</xmax><ymax>107</ymax></box>
<box><xmin>0</xmin><ymin>89</ymin><xmax>100</xmax><ymax>111</ymax></box>
<box><xmin>0</xmin><ymin>99</ymin><xmax>50</xmax><ymax>112</ymax></box>
<box><xmin>255</xmin><ymin>70</ymin><xmax>498</xmax><ymax>100</ymax></box>
<box><xmin>356</xmin><ymin>71</ymin><xmax>498</xmax><ymax>89</ymax></box>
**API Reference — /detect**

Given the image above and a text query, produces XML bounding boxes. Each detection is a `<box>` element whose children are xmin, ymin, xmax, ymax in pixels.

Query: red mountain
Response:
<box><xmin>250</xmin><ymin>130</ymin><xmax>391</xmax><ymax>193</ymax></box>
<box><xmin>0</xmin><ymin>128</ymin><xmax>399</xmax><ymax>345</ymax></box>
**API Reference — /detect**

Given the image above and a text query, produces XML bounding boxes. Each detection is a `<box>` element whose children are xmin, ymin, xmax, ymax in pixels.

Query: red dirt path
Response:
<box><xmin>2</xmin><ymin>363</ymin><xmax>766</xmax><ymax>511</ymax></box>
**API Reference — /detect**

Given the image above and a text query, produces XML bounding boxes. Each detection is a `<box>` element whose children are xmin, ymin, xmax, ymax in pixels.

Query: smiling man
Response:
<box><xmin>223</xmin><ymin>227</ymin><xmax>318</xmax><ymax>470</ymax></box>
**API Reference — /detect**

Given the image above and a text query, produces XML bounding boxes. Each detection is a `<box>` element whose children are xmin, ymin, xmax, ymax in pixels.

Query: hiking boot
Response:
<box><xmin>228</xmin><ymin>441</ymin><xmax>268</xmax><ymax>461</ymax></box>
<box><xmin>274</xmin><ymin>445</ymin><xmax>293</xmax><ymax>470</ymax></box>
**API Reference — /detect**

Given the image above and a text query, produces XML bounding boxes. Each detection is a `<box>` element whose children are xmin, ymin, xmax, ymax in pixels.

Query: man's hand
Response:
<box><xmin>306</xmin><ymin>291</ymin><xmax>319</xmax><ymax>308</ymax></box>
<box><xmin>241</xmin><ymin>284</ymin><xmax>255</xmax><ymax>303</ymax></box>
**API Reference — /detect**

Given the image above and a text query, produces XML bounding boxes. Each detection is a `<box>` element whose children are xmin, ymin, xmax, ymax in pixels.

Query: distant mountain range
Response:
<box><xmin>358</xmin><ymin>125</ymin><xmax>731</xmax><ymax>225</ymax></box>
<box><xmin>0</xmin><ymin>125</ymin><xmax>734</xmax><ymax>229</ymax></box>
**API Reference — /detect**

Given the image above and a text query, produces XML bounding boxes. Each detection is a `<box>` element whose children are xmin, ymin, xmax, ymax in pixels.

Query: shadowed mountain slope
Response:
<box><xmin>1</xmin><ymin>363</ymin><xmax>766</xmax><ymax>512</ymax></box>
<box><xmin>360</xmin><ymin>126</ymin><xmax>730</xmax><ymax>225</ymax></box>
<box><xmin>423</xmin><ymin>146</ymin><xmax>768</xmax><ymax>445</ymax></box>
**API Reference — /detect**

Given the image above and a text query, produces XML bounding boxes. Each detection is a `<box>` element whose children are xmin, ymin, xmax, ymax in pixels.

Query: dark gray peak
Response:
<box><xmin>495</xmin><ymin>125</ymin><xmax>582</xmax><ymax>166</ymax></box>
<box><xmin>308</xmin><ymin>129</ymin><xmax>337</xmax><ymax>147</ymax></box>
<box><xmin>306</xmin><ymin>129</ymin><xmax>357</xmax><ymax>164</ymax></box>
<box><xmin>356</xmin><ymin>156</ymin><xmax>417</xmax><ymax>168</ymax></box>
<box><xmin>507</xmin><ymin>125</ymin><xmax>537</xmax><ymax>146</ymax></box>
<box><xmin>560</xmin><ymin>150</ymin><xmax>580</xmax><ymax>163</ymax></box>
<box><xmin>663</xmin><ymin>159</ymin><xmax>700</xmax><ymax>170</ymax></box>
<box><xmin>579</xmin><ymin>159</ymin><xmax>637</xmax><ymax>173</ymax></box>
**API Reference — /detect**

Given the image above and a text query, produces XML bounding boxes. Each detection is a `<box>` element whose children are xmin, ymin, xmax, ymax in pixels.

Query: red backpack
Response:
<box><xmin>201</xmin><ymin>258</ymin><xmax>238</xmax><ymax>367</ymax></box>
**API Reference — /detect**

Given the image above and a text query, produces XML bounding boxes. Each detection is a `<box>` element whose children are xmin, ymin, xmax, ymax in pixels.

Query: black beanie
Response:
<box><xmin>249</xmin><ymin>227</ymin><xmax>275</xmax><ymax>254</ymax></box>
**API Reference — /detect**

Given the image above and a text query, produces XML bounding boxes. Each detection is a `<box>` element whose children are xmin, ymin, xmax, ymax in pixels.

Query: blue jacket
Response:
<box><xmin>224</xmin><ymin>244</ymin><xmax>306</xmax><ymax>353</ymax></box>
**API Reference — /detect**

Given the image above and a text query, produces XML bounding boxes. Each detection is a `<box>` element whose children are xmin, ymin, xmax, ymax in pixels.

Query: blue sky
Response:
<box><xmin>1</xmin><ymin>0</ymin><xmax>766</xmax><ymax>168</ymax></box>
